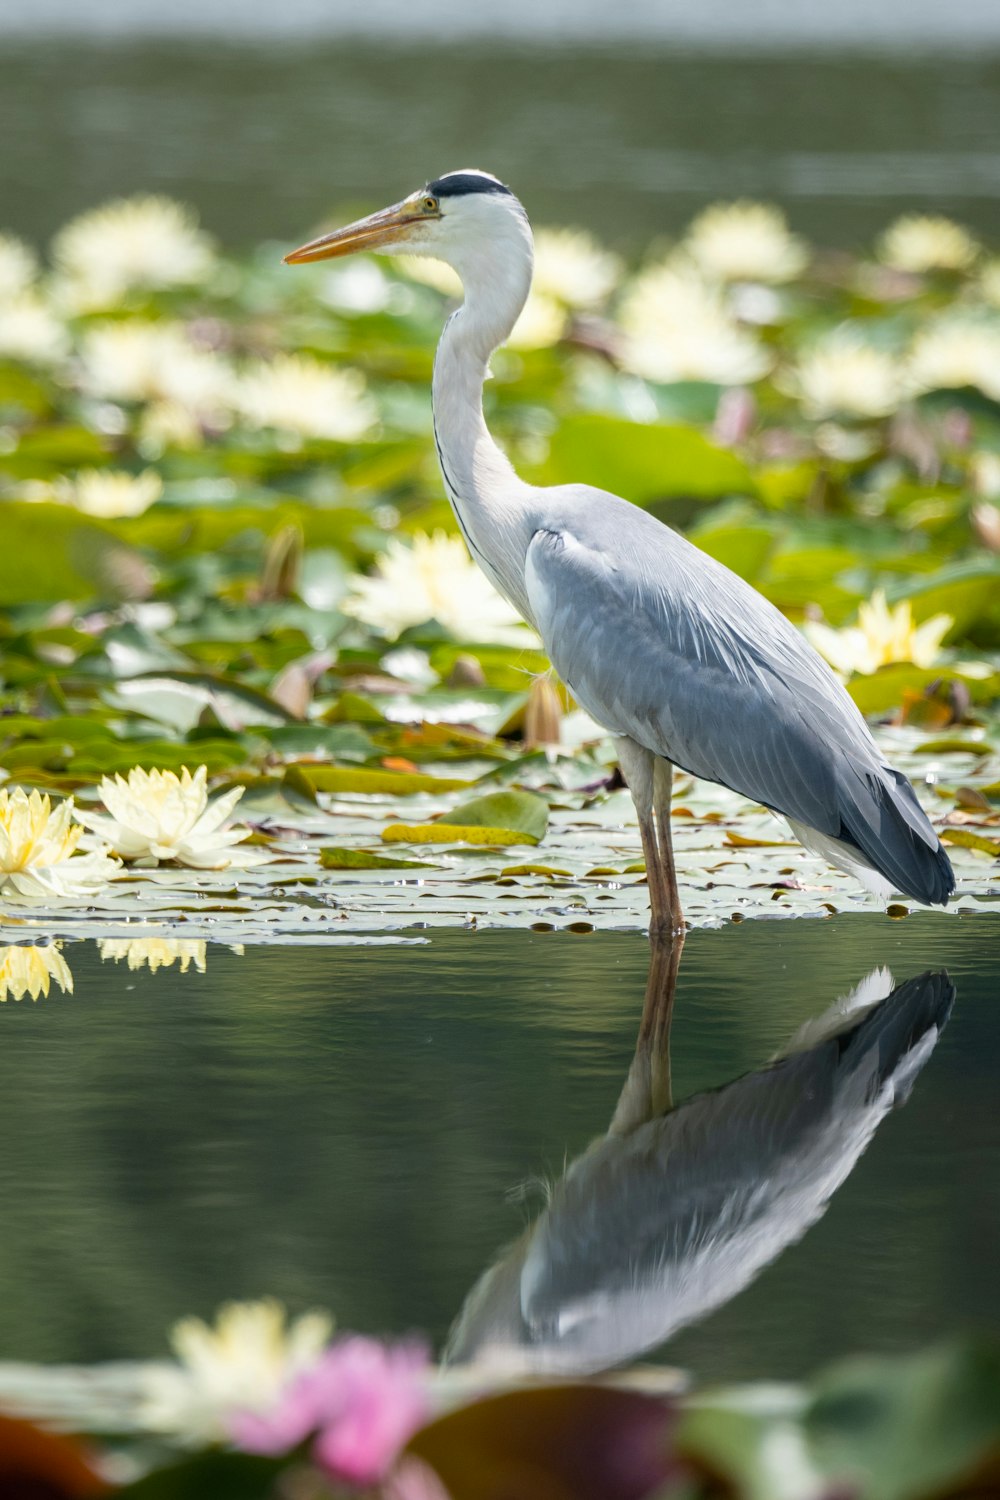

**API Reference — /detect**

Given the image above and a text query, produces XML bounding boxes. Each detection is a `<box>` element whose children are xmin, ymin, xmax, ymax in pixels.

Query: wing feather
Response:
<box><xmin>523</xmin><ymin>494</ymin><xmax>953</xmax><ymax>903</ymax></box>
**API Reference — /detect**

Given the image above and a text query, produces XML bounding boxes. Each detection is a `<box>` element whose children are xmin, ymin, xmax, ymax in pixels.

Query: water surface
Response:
<box><xmin>0</xmin><ymin>912</ymin><xmax>996</xmax><ymax>1381</ymax></box>
<box><xmin>3</xmin><ymin>42</ymin><xmax>1000</xmax><ymax>250</ymax></box>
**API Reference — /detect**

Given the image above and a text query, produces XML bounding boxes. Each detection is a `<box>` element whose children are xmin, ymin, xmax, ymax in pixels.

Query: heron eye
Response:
<box><xmin>422</xmin><ymin>196</ymin><xmax>438</xmax><ymax>213</ymax></box>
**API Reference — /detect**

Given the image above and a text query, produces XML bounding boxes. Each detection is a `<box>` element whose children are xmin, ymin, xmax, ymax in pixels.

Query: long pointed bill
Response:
<box><xmin>284</xmin><ymin>201</ymin><xmax>420</xmax><ymax>264</ymax></box>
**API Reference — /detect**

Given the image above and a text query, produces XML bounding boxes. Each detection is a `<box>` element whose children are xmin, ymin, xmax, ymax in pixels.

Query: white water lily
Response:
<box><xmin>345</xmin><ymin>530</ymin><xmax>535</xmax><ymax>644</ymax></box>
<box><xmin>99</xmin><ymin>938</ymin><xmax>208</xmax><ymax>974</ymax></box>
<box><xmin>75</xmin><ymin>766</ymin><xmax>265</xmax><ymax>869</ymax></box>
<box><xmin>787</xmin><ymin>329</ymin><xmax>904</xmax><ymax>419</ymax></box>
<box><xmin>237</xmin><ymin>354</ymin><xmax>376</xmax><ymax>442</ymax></box>
<box><xmin>0</xmin><ymin>788</ymin><xmax>120</xmax><ymax>903</ymax></box>
<box><xmin>803</xmin><ymin>591</ymin><xmax>953</xmax><ymax>676</ymax></box>
<box><xmin>0</xmin><ymin>233</ymin><xmax>38</xmax><ymax>301</ymax></box>
<box><xmin>395</xmin><ymin>254</ymin><xmax>462</xmax><ymax>297</ymax></box>
<box><xmin>0</xmin><ymin>293</ymin><xmax>68</xmax><ymax>365</ymax></box>
<box><xmin>876</xmin><ymin>215</ymin><xmax>979</xmax><ymax>274</ymax></box>
<box><xmin>507</xmin><ymin>290</ymin><xmax>568</xmax><ymax>350</ymax></box>
<box><xmin>619</xmin><ymin>262</ymin><xmax>772</xmax><ymax>384</ymax></box>
<box><xmin>52</xmin><ymin>195</ymin><xmax>216</xmax><ymax>310</ymax></box>
<box><xmin>140</xmin><ymin>1298</ymin><xmax>333</xmax><ymax>1443</ymax></box>
<box><xmin>58</xmin><ymin>467</ymin><xmax>163</xmax><ymax>518</ymax></box>
<box><xmin>0</xmin><ymin>944</ymin><xmax>74</xmax><ymax>1003</ymax></box>
<box><xmin>79</xmin><ymin>320</ymin><xmax>235</xmax><ymax>420</ymax></box>
<box><xmin>532</xmin><ymin>227</ymin><xmax>622</xmax><ymax>308</ymax></box>
<box><xmin>684</xmin><ymin>201</ymin><xmax>808</xmax><ymax>284</ymax></box>
<box><xmin>907</xmin><ymin>317</ymin><xmax>1000</xmax><ymax>402</ymax></box>
<box><xmin>978</xmin><ymin>260</ymin><xmax>1000</xmax><ymax>309</ymax></box>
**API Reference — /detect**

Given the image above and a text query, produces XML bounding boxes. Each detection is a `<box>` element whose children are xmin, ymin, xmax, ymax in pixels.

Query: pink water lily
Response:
<box><xmin>231</xmin><ymin>1335</ymin><xmax>430</xmax><ymax>1489</ymax></box>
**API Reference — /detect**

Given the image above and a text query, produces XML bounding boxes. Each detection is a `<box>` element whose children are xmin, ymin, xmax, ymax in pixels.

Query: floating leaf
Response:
<box><xmin>805</xmin><ymin>1339</ymin><xmax>1000</xmax><ymax>1500</ymax></box>
<box><xmin>940</xmin><ymin>828</ymin><xmax>1000</xmax><ymax>857</ymax></box>
<box><xmin>407</xmin><ymin>1383</ymin><xmax>684</xmax><ymax>1500</ymax></box>
<box><xmin>447</xmin><ymin>789</ymin><xmax>549</xmax><ymax>841</ymax></box>
<box><xmin>915</xmin><ymin>738</ymin><xmax>992</xmax><ymax>756</ymax></box>
<box><xmin>382</xmin><ymin>822</ymin><xmax>533</xmax><ymax>846</ymax></box>
<box><xmin>304</xmin><ymin>767</ymin><xmax>473</xmax><ymax>795</ymax></box>
<box><xmin>320</xmin><ymin>846</ymin><xmax>437</xmax><ymax>869</ymax></box>
<box><xmin>725</xmin><ymin>830</ymin><xmax>796</xmax><ymax>848</ymax></box>
<box><xmin>500</xmin><ymin>862</ymin><xmax>572</xmax><ymax>877</ymax></box>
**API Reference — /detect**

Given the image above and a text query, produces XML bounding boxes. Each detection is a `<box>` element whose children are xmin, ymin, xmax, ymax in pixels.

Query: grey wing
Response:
<box><xmin>523</xmin><ymin>496</ymin><xmax>951</xmax><ymax>903</ymax></box>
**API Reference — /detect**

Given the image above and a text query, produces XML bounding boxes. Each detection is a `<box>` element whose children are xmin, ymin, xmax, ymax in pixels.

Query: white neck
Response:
<box><xmin>430</xmin><ymin>218</ymin><xmax>536</xmax><ymax>617</ymax></box>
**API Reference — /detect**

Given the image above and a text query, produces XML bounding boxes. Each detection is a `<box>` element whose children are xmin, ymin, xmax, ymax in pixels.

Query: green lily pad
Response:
<box><xmin>447</xmin><ymin>789</ymin><xmax>549</xmax><ymax>841</ymax></box>
<box><xmin>320</xmin><ymin>846</ymin><xmax>437</xmax><ymax>869</ymax></box>
<box><xmin>383</xmin><ymin>822</ymin><xmax>535</xmax><ymax>846</ymax></box>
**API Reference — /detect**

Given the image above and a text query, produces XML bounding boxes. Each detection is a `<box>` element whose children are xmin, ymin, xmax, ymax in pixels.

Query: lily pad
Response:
<box><xmin>446</xmin><ymin>789</ymin><xmax>549</xmax><ymax>842</ymax></box>
<box><xmin>319</xmin><ymin>847</ymin><xmax>437</xmax><ymax>870</ymax></box>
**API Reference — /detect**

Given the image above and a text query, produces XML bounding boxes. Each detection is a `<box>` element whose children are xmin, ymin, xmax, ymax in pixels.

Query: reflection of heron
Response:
<box><xmin>286</xmin><ymin>171</ymin><xmax>954</xmax><ymax>933</ymax></box>
<box><xmin>443</xmin><ymin>951</ymin><xmax>953</xmax><ymax>1375</ymax></box>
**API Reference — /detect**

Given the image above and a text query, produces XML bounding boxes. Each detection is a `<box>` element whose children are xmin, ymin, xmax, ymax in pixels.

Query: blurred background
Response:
<box><xmin>3</xmin><ymin>0</ymin><xmax>1000</xmax><ymax>252</ymax></box>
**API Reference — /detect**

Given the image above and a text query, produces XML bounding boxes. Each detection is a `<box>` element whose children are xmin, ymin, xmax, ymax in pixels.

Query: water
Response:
<box><xmin>3</xmin><ymin>41</ymin><xmax>1000</xmax><ymax>251</ymax></box>
<box><xmin>0</xmin><ymin>912</ymin><xmax>996</xmax><ymax>1381</ymax></box>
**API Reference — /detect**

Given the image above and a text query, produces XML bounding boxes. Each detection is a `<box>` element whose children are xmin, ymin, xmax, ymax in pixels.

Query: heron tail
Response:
<box><xmin>831</xmin><ymin>969</ymin><xmax>955</xmax><ymax>1103</ymax></box>
<box><xmin>837</xmin><ymin>760</ymin><xmax>956</xmax><ymax>906</ymax></box>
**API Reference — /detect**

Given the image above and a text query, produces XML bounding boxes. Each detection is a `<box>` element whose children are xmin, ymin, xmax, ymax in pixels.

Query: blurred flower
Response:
<box><xmin>140</xmin><ymin>1298</ymin><xmax>333</xmax><ymax>1444</ymax></box>
<box><xmin>79</xmin><ymin>321</ymin><xmax>234</xmax><ymax>419</ymax></box>
<box><xmin>908</xmin><ymin>317</ymin><xmax>1000</xmax><ymax>401</ymax></box>
<box><xmin>232</xmin><ymin>1335</ymin><xmax>430</xmax><ymax>1489</ymax></box>
<box><xmin>237</xmin><ymin>354</ymin><xmax>376</xmax><ymax>442</ymax></box>
<box><xmin>618</xmin><ymin>263</ymin><xmax>772</xmax><ymax>384</ymax></box>
<box><xmin>978</xmin><ymin>259</ymin><xmax>1000</xmax><ymax>308</ymax></box>
<box><xmin>52</xmin><ymin>195</ymin><xmax>215</xmax><ymax>310</ymax></box>
<box><xmin>0</xmin><ymin>944</ymin><xmax>73</xmax><ymax>1003</ymax></box>
<box><xmin>138</xmin><ymin>399</ymin><xmax>204</xmax><ymax>453</ymax></box>
<box><xmin>345</xmin><ymin>530</ymin><xmax>534</xmax><ymax>645</ymax></box>
<box><xmin>57</xmin><ymin>467</ymin><xmax>163</xmax><ymax>518</ymax></box>
<box><xmin>74</xmin><ymin>766</ymin><xmax>265</xmax><ymax>869</ymax></box>
<box><xmin>395</xmin><ymin>255</ymin><xmax>462</xmax><ymax>297</ymax></box>
<box><xmin>786</xmin><ymin>329</ymin><xmax>903</xmax><ymax>419</ymax></box>
<box><xmin>684</xmin><ymin>201</ymin><xmax>808</xmax><ymax>283</ymax></box>
<box><xmin>877</xmin><ymin>215</ymin><xmax>979</xmax><ymax>274</ymax></box>
<box><xmin>0</xmin><ymin>233</ymin><xmax>39</xmax><ymax>300</ymax></box>
<box><xmin>0</xmin><ymin>293</ymin><xmax>68</xmax><ymax>364</ymax></box>
<box><xmin>971</xmin><ymin>450</ymin><xmax>1000</xmax><ymax>500</ymax></box>
<box><xmin>0</xmin><ymin>788</ymin><xmax>120</xmax><ymax>903</ymax></box>
<box><xmin>803</xmin><ymin>591</ymin><xmax>953</xmax><ymax>676</ymax></box>
<box><xmin>507</xmin><ymin>290</ymin><xmax>567</xmax><ymax>350</ymax></box>
<box><xmin>99</xmin><ymin>938</ymin><xmax>208</xmax><ymax>974</ymax></box>
<box><xmin>532</xmin><ymin>227</ymin><xmax>622</xmax><ymax>308</ymax></box>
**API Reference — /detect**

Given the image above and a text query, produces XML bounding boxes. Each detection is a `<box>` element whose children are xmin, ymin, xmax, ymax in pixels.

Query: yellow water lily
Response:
<box><xmin>803</xmin><ymin>592</ymin><xmax>953</xmax><ymax>677</ymax></box>
<box><xmin>75</xmin><ymin>766</ymin><xmax>266</xmax><ymax>870</ymax></box>
<box><xmin>0</xmin><ymin>944</ymin><xmax>74</xmax><ymax>1002</ymax></box>
<box><xmin>0</xmin><ymin>788</ymin><xmax>120</xmax><ymax>903</ymax></box>
<box><xmin>139</xmin><ymin>1298</ymin><xmax>333</xmax><ymax>1442</ymax></box>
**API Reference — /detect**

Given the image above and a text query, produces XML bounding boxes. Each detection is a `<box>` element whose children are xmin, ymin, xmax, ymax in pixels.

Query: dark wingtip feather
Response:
<box><xmin>840</xmin><ymin>764</ymin><xmax>957</xmax><ymax>906</ymax></box>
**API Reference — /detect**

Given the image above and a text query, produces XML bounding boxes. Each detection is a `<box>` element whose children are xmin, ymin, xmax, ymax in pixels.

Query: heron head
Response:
<box><xmin>284</xmin><ymin>169</ymin><xmax>531</xmax><ymax>281</ymax></box>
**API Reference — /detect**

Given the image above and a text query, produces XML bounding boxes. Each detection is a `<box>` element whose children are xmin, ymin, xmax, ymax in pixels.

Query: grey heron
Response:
<box><xmin>446</xmin><ymin>953</ymin><xmax>954</xmax><ymax>1374</ymax></box>
<box><xmin>286</xmin><ymin>170</ymin><xmax>956</xmax><ymax>933</ymax></box>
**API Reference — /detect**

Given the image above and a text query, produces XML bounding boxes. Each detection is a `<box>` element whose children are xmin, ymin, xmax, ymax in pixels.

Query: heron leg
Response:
<box><xmin>609</xmin><ymin>934</ymin><xmax>682</xmax><ymax>1134</ymax></box>
<box><xmin>616</xmin><ymin>737</ymin><xmax>681</xmax><ymax>941</ymax></box>
<box><xmin>653</xmin><ymin>757</ymin><xmax>684</xmax><ymax>939</ymax></box>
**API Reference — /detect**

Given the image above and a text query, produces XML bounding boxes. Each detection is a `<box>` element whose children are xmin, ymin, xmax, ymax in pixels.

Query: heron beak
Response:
<box><xmin>284</xmin><ymin>200</ymin><xmax>420</xmax><ymax>264</ymax></box>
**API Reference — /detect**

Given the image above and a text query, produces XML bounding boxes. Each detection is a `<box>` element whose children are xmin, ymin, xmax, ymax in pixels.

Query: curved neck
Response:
<box><xmin>430</xmin><ymin>232</ymin><xmax>535</xmax><ymax>614</ymax></box>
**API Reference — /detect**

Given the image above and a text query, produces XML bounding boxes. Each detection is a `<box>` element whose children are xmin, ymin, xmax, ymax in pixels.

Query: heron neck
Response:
<box><xmin>431</xmin><ymin>258</ymin><xmax>534</xmax><ymax>617</ymax></box>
